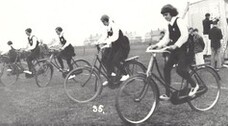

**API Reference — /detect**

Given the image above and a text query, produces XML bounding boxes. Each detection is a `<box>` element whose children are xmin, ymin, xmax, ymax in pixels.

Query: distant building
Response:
<box><xmin>84</xmin><ymin>29</ymin><xmax>164</xmax><ymax>45</ymax></box>
<box><xmin>125</xmin><ymin>31</ymin><xmax>142</xmax><ymax>43</ymax></box>
<box><xmin>84</xmin><ymin>33</ymin><xmax>102</xmax><ymax>46</ymax></box>
<box><xmin>144</xmin><ymin>29</ymin><xmax>164</xmax><ymax>44</ymax></box>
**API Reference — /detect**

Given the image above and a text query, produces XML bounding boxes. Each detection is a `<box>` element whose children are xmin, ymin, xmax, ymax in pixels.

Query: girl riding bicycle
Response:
<box><xmin>24</xmin><ymin>28</ymin><xmax>40</xmax><ymax>75</ymax></box>
<box><xmin>55</xmin><ymin>27</ymin><xmax>76</xmax><ymax>73</ymax></box>
<box><xmin>98</xmin><ymin>14</ymin><xmax>130</xmax><ymax>86</ymax></box>
<box><xmin>150</xmin><ymin>4</ymin><xmax>199</xmax><ymax>100</ymax></box>
<box><xmin>1</xmin><ymin>41</ymin><xmax>17</xmax><ymax>64</ymax></box>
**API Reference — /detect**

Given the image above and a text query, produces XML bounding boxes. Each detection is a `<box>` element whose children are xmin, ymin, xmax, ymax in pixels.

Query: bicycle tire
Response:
<box><xmin>188</xmin><ymin>66</ymin><xmax>221</xmax><ymax>112</ymax></box>
<box><xmin>64</xmin><ymin>66</ymin><xmax>102</xmax><ymax>103</ymax></box>
<box><xmin>34</xmin><ymin>60</ymin><xmax>53</xmax><ymax>87</ymax></box>
<box><xmin>124</xmin><ymin>60</ymin><xmax>147</xmax><ymax>75</ymax></box>
<box><xmin>115</xmin><ymin>73</ymin><xmax>159</xmax><ymax>124</ymax></box>
<box><xmin>0</xmin><ymin>63</ymin><xmax>19</xmax><ymax>86</ymax></box>
<box><xmin>72</xmin><ymin>59</ymin><xmax>91</xmax><ymax>69</ymax></box>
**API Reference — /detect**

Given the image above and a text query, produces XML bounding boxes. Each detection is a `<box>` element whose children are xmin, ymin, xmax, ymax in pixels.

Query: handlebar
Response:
<box><xmin>49</xmin><ymin>46</ymin><xmax>62</xmax><ymax>53</ymax></box>
<box><xmin>146</xmin><ymin>46</ymin><xmax>170</xmax><ymax>53</ymax></box>
<box><xmin>95</xmin><ymin>43</ymin><xmax>108</xmax><ymax>52</ymax></box>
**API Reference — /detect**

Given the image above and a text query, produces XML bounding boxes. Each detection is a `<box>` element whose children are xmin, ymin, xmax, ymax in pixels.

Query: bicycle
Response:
<box><xmin>0</xmin><ymin>46</ymin><xmax>90</xmax><ymax>87</ymax></box>
<box><xmin>33</xmin><ymin>46</ymin><xmax>91</xmax><ymax>87</ymax></box>
<box><xmin>64</xmin><ymin>44</ymin><xmax>147</xmax><ymax>103</ymax></box>
<box><xmin>0</xmin><ymin>49</ymin><xmax>45</xmax><ymax>86</ymax></box>
<box><xmin>115</xmin><ymin>47</ymin><xmax>221</xmax><ymax>125</ymax></box>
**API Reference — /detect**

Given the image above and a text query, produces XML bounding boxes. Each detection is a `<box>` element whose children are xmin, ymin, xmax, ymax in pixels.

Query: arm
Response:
<box><xmin>208</xmin><ymin>30</ymin><xmax>211</xmax><ymax>40</ymax></box>
<box><xmin>1</xmin><ymin>49</ymin><xmax>9</xmax><ymax>55</ymax></box>
<box><xmin>27</xmin><ymin>36</ymin><xmax>38</xmax><ymax>51</ymax></box>
<box><xmin>61</xmin><ymin>33</ymin><xmax>71</xmax><ymax>50</ymax></box>
<box><xmin>155</xmin><ymin>27</ymin><xmax>170</xmax><ymax>48</ymax></box>
<box><xmin>105</xmin><ymin>22</ymin><xmax>120</xmax><ymax>45</ymax></box>
<box><xmin>219</xmin><ymin>29</ymin><xmax>223</xmax><ymax>40</ymax></box>
<box><xmin>96</xmin><ymin>29</ymin><xmax>108</xmax><ymax>44</ymax></box>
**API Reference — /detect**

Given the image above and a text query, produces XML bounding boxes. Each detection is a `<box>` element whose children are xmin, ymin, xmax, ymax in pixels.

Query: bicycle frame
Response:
<box><xmin>146</xmin><ymin>50</ymin><xmax>196</xmax><ymax>93</ymax></box>
<box><xmin>145</xmin><ymin>48</ymin><xmax>214</xmax><ymax>104</ymax></box>
<box><xmin>44</xmin><ymin>50</ymin><xmax>76</xmax><ymax>73</ymax></box>
<box><xmin>146</xmin><ymin>53</ymin><xmax>178</xmax><ymax>91</ymax></box>
<box><xmin>90</xmin><ymin>47</ymin><xmax>110</xmax><ymax>82</ymax></box>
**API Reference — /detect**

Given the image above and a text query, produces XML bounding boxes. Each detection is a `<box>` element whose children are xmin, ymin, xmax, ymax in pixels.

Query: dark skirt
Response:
<box><xmin>59</xmin><ymin>44</ymin><xmax>75</xmax><ymax>59</ymax></box>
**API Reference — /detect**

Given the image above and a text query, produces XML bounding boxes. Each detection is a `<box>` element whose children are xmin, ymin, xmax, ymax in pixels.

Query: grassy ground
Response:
<box><xmin>0</xmin><ymin>43</ymin><xmax>228</xmax><ymax>126</ymax></box>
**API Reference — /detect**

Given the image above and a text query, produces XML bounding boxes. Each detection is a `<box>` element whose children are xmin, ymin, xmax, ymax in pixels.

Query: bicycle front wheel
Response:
<box><xmin>0</xmin><ymin>63</ymin><xmax>19</xmax><ymax>86</ymax></box>
<box><xmin>115</xmin><ymin>74</ymin><xmax>158</xmax><ymax>125</ymax></box>
<box><xmin>64</xmin><ymin>66</ymin><xmax>102</xmax><ymax>103</ymax></box>
<box><xmin>34</xmin><ymin>60</ymin><xmax>53</xmax><ymax>87</ymax></box>
<box><xmin>188</xmin><ymin>66</ymin><xmax>221</xmax><ymax>111</ymax></box>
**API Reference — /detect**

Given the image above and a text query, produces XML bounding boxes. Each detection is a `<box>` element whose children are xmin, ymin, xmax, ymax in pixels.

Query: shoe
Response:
<box><xmin>120</xmin><ymin>74</ymin><xmax>130</xmax><ymax>81</ymax></box>
<box><xmin>6</xmin><ymin>69</ymin><xmax>12</xmax><ymax>72</ymax></box>
<box><xmin>68</xmin><ymin>74</ymin><xmax>76</xmax><ymax>80</ymax></box>
<box><xmin>23</xmin><ymin>70</ymin><xmax>32</xmax><ymax>74</ymax></box>
<box><xmin>159</xmin><ymin>94</ymin><xmax>170</xmax><ymax>101</ymax></box>
<box><xmin>102</xmin><ymin>81</ymin><xmax>108</xmax><ymax>86</ymax></box>
<box><xmin>188</xmin><ymin>84</ymin><xmax>199</xmax><ymax>97</ymax></box>
<box><xmin>25</xmin><ymin>73</ymin><xmax>34</xmax><ymax>78</ymax></box>
<box><xmin>111</xmin><ymin>72</ymin><xmax>116</xmax><ymax>76</ymax></box>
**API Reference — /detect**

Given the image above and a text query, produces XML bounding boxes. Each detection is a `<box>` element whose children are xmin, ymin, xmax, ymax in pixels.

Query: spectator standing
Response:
<box><xmin>193</xmin><ymin>28</ymin><xmax>205</xmax><ymax>65</ymax></box>
<box><xmin>202</xmin><ymin>13</ymin><xmax>213</xmax><ymax>57</ymax></box>
<box><xmin>209</xmin><ymin>20</ymin><xmax>223</xmax><ymax>69</ymax></box>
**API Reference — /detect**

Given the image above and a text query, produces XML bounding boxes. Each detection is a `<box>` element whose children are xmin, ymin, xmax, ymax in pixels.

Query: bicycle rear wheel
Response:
<box><xmin>115</xmin><ymin>74</ymin><xmax>158</xmax><ymax>124</ymax></box>
<box><xmin>188</xmin><ymin>66</ymin><xmax>221</xmax><ymax>111</ymax></box>
<box><xmin>64</xmin><ymin>66</ymin><xmax>102</xmax><ymax>103</ymax></box>
<box><xmin>124</xmin><ymin>60</ymin><xmax>146</xmax><ymax>75</ymax></box>
<box><xmin>0</xmin><ymin>63</ymin><xmax>19</xmax><ymax>86</ymax></box>
<box><xmin>34</xmin><ymin>60</ymin><xmax>53</xmax><ymax>87</ymax></box>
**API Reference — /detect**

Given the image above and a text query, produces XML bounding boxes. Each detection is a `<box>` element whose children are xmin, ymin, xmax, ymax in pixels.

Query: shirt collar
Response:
<box><xmin>169</xmin><ymin>16</ymin><xmax>178</xmax><ymax>26</ymax></box>
<box><xmin>59</xmin><ymin>32</ymin><xmax>64</xmax><ymax>37</ymax></box>
<box><xmin>28</xmin><ymin>35</ymin><xmax>34</xmax><ymax>39</ymax></box>
<box><xmin>106</xmin><ymin>20</ymin><xmax>114</xmax><ymax>31</ymax></box>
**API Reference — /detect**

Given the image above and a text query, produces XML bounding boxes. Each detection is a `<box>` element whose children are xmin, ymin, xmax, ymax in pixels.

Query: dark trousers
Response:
<box><xmin>106</xmin><ymin>48</ymin><xmax>127</xmax><ymax>78</ymax></box>
<box><xmin>26</xmin><ymin>47</ymin><xmax>40</xmax><ymax>71</ymax></box>
<box><xmin>57</xmin><ymin>52</ymin><xmax>73</xmax><ymax>71</ymax></box>
<box><xmin>164</xmin><ymin>48</ymin><xmax>196</xmax><ymax>96</ymax></box>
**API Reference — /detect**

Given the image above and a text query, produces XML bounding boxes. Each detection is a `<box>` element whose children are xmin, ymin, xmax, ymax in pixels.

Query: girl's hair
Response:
<box><xmin>7</xmin><ymin>41</ymin><xmax>13</xmax><ymax>45</ymax></box>
<box><xmin>55</xmin><ymin>27</ymin><xmax>63</xmax><ymax>32</ymax></box>
<box><xmin>161</xmin><ymin>4</ymin><xmax>178</xmax><ymax>17</ymax></box>
<box><xmin>100</xmin><ymin>14</ymin><xmax>109</xmax><ymax>22</ymax></box>
<box><xmin>193</xmin><ymin>28</ymin><xmax>199</xmax><ymax>32</ymax></box>
<box><xmin>25</xmin><ymin>28</ymin><xmax>32</xmax><ymax>33</ymax></box>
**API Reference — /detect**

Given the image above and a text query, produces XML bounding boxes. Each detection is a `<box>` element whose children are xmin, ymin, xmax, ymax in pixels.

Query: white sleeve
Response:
<box><xmin>97</xmin><ymin>29</ymin><xmax>108</xmax><ymax>44</ymax></box>
<box><xmin>28</xmin><ymin>36</ymin><xmax>38</xmax><ymax>50</ymax></box>
<box><xmin>105</xmin><ymin>22</ymin><xmax>120</xmax><ymax>45</ymax></box>
<box><xmin>61</xmin><ymin>33</ymin><xmax>71</xmax><ymax>49</ymax></box>
<box><xmin>156</xmin><ymin>27</ymin><xmax>170</xmax><ymax>48</ymax></box>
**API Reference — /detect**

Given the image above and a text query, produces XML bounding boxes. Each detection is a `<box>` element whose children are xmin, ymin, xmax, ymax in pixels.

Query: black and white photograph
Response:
<box><xmin>0</xmin><ymin>0</ymin><xmax>228</xmax><ymax>125</ymax></box>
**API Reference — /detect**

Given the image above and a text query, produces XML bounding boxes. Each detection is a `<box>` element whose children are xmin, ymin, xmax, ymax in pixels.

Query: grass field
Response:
<box><xmin>0</xmin><ymin>43</ymin><xmax>228</xmax><ymax>126</ymax></box>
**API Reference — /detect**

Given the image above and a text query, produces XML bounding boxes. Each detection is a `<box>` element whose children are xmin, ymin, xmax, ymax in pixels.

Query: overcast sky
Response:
<box><xmin>0</xmin><ymin>0</ymin><xmax>200</xmax><ymax>50</ymax></box>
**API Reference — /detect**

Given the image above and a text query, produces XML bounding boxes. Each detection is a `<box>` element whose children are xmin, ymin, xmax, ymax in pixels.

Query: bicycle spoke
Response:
<box><xmin>188</xmin><ymin>67</ymin><xmax>220</xmax><ymax>111</ymax></box>
<box><xmin>64</xmin><ymin>66</ymin><xmax>102</xmax><ymax>103</ymax></box>
<box><xmin>116</xmin><ymin>74</ymin><xmax>158</xmax><ymax>124</ymax></box>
